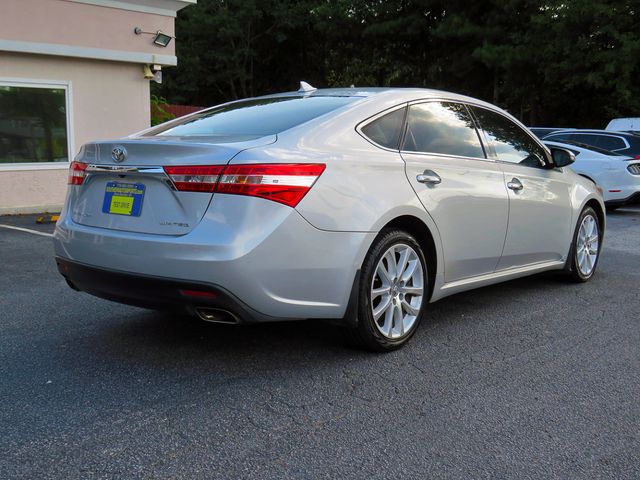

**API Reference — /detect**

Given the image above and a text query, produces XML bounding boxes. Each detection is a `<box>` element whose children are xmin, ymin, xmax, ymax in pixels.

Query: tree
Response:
<box><xmin>155</xmin><ymin>0</ymin><xmax>640</xmax><ymax>128</ymax></box>
<box><xmin>433</xmin><ymin>0</ymin><xmax>640</xmax><ymax>126</ymax></box>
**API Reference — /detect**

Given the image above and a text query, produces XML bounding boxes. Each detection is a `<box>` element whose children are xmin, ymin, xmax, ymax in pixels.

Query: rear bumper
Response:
<box><xmin>56</xmin><ymin>258</ymin><xmax>273</xmax><ymax>323</ymax></box>
<box><xmin>54</xmin><ymin>195</ymin><xmax>375</xmax><ymax>319</ymax></box>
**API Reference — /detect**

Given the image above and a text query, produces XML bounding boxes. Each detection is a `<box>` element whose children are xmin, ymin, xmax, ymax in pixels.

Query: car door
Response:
<box><xmin>400</xmin><ymin>101</ymin><xmax>509</xmax><ymax>282</ymax></box>
<box><xmin>471</xmin><ymin>106</ymin><xmax>574</xmax><ymax>270</ymax></box>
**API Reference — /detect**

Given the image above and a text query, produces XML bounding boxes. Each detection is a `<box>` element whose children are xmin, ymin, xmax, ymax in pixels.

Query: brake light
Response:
<box><xmin>68</xmin><ymin>161</ymin><xmax>88</xmax><ymax>185</ymax></box>
<box><xmin>163</xmin><ymin>165</ymin><xmax>225</xmax><ymax>192</ymax></box>
<box><xmin>217</xmin><ymin>163</ymin><xmax>326</xmax><ymax>207</ymax></box>
<box><xmin>627</xmin><ymin>163</ymin><xmax>640</xmax><ymax>175</ymax></box>
<box><xmin>164</xmin><ymin>163</ymin><xmax>325</xmax><ymax>207</ymax></box>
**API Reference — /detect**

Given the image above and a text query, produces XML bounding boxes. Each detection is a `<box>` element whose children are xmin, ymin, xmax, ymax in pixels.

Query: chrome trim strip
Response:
<box><xmin>430</xmin><ymin>260</ymin><xmax>566</xmax><ymax>303</ymax></box>
<box><xmin>84</xmin><ymin>165</ymin><xmax>176</xmax><ymax>190</ymax></box>
<box><xmin>441</xmin><ymin>260</ymin><xmax>565</xmax><ymax>291</ymax></box>
<box><xmin>86</xmin><ymin>165</ymin><xmax>166</xmax><ymax>174</ymax></box>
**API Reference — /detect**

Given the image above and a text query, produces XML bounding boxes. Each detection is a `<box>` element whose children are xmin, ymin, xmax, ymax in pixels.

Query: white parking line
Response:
<box><xmin>0</xmin><ymin>224</ymin><xmax>54</xmax><ymax>238</ymax></box>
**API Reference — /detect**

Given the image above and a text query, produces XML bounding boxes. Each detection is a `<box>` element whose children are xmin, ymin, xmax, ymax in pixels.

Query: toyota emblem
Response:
<box><xmin>111</xmin><ymin>146</ymin><xmax>127</xmax><ymax>163</ymax></box>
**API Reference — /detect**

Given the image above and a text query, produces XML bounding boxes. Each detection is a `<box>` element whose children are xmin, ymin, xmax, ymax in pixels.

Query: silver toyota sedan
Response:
<box><xmin>54</xmin><ymin>86</ymin><xmax>605</xmax><ymax>351</ymax></box>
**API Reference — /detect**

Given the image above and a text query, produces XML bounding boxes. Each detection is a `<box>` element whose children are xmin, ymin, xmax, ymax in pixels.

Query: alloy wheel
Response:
<box><xmin>576</xmin><ymin>214</ymin><xmax>599</xmax><ymax>276</ymax></box>
<box><xmin>370</xmin><ymin>243</ymin><xmax>424</xmax><ymax>339</ymax></box>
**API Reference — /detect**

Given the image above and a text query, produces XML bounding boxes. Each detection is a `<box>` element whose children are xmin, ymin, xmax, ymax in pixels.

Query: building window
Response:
<box><xmin>0</xmin><ymin>83</ymin><xmax>70</xmax><ymax>165</ymax></box>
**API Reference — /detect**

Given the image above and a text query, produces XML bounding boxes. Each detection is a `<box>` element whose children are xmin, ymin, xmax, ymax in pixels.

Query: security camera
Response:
<box><xmin>143</xmin><ymin>65</ymin><xmax>154</xmax><ymax>80</ymax></box>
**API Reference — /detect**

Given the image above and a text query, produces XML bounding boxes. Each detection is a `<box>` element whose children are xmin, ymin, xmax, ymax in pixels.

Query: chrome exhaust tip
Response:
<box><xmin>195</xmin><ymin>307</ymin><xmax>239</xmax><ymax>324</ymax></box>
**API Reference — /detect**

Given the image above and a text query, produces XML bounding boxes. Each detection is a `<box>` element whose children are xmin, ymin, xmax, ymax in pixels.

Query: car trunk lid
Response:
<box><xmin>69</xmin><ymin>135</ymin><xmax>276</xmax><ymax>235</ymax></box>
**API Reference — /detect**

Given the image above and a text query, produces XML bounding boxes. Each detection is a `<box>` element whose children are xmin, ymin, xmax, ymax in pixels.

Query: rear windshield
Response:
<box><xmin>144</xmin><ymin>96</ymin><xmax>357</xmax><ymax>137</ymax></box>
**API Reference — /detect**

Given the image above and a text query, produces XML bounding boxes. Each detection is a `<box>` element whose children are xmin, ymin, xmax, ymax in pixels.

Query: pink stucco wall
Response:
<box><xmin>0</xmin><ymin>52</ymin><xmax>151</xmax><ymax>214</ymax></box>
<box><xmin>2</xmin><ymin>0</ymin><xmax>176</xmax><ymax>57</ymax></box>
<box><xmin>0</xmin><ymin>0</ymin><xmax>190</xmax><ymax>213</ymax></box>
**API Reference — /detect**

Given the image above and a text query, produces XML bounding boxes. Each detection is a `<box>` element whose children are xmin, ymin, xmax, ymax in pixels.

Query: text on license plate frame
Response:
<box><xmin>102</xmin><ymin>181</ymin><xmax>145</xmax><ymax>216</ymax></box>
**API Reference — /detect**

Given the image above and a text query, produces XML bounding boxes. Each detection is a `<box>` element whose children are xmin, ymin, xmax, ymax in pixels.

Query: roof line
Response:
<box><xmin>0</xmin><ymin>39</ymin><xmax>177</xmax><ymax>66</ymax></box>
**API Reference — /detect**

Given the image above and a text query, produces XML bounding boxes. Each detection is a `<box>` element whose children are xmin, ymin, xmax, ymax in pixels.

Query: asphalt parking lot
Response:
<box><xmin>1</xmin><ymin>208</ymin><xmax>639</xmax><ymax>479</ymax></box>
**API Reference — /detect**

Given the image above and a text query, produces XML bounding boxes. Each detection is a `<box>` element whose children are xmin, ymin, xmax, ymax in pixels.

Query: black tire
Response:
<box><xmin>564</xmin><ymin>206</ymin><xmax>601</xmax><ymax>283</ymax></box>
<box><xmin>347</xmin><ymin>228</ymin><xmax>429</xmax><ymax>352</ymax></box>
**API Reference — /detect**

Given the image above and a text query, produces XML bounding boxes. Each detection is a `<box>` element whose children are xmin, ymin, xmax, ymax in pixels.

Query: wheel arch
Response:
<box><xmin>570</xmin><ymin>174</ymin><xmax>606</xmax><ymax>240</ymax></box>
<box><xmin>378</xmin><ymin>215</ymin><xmax>438</xmax><ymax>302</ymax></box>
<box><xmin>578</xmin><ymin>173</ymin><xmax>597</xmax><ymax>184</ymax></box>
<box><xmin>565</xmin><ymin>197</ymin><xmax>605</xmax><ymax>281</ymax></box>
<box><xmin>584</xmin><ymin>198</ymin><xmax>605</xmax><ymax>236</ymax></box>
<box><xmin>343</xmin><ymin>213</ymin><xmax>441</xmax><ymax>328</ymax></box>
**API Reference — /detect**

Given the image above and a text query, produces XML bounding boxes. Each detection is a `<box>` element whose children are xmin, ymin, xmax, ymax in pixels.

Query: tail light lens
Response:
<box><xmin>627</xmin><ymin>163</ymin><xmax>640</xmax><ymax>175</ymax></box>
<box><xmin>164</xmin><ymin>163</ymin><xmax>325</xmax><ymax>207</ymax></box>
<box><xmin>217</xmin><ymin>164</ymin><xmax>325</xmax><ymax>207</ymax></box>
<box><xmin>163</xmin><ymin>165</ymin><xmax>225</xmax><ymax>192</ymax></box>
<box><xmin>68</xmin><ymin>161</ymin><xmax>88</xmax><ymax>185</ymax></box>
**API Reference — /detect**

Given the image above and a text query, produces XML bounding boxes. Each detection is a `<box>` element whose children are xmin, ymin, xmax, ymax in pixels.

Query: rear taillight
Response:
<box><xmin>627</xmin><ymin>163</ymin><xmax>640</xmax><ymax>175</ymax></box>
<box><xmin>217</xmin><ymin>164</ymin><xmax>326</xmax><ymax>207</ymax></box>
<box><xmin>163</xmin><ymin>165</ymin><xmax>225</xmax><ymax>192</ymax></box>
<box><xmin>163</xmin><ymin>163</ymin><xmax>325</xmax><ymax>207</ymax></box>
<box><xmin>68</xmin><ymin>161</ymin><xmax>88</xmax><ymax>185</ymax></box>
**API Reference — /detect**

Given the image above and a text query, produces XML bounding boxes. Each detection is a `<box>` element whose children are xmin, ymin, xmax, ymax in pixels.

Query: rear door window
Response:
<box><xmin>562</xmin><ymin>134</ymin><xmax>610</xmax><ymax>149</ymax></box>
<box><xmin>402</xmin><ymin>102</ymin><xmax>485</xmax><ymax>158</ymax></box>
<box><xmin>543</xmin><ymin>132</ymin><xmax>572</xmax><ymax>142</ymax></box>
<box><xmin>361</xmin><ymin>107</ymin><xmax>406</xmax><ymax>149</ymax></box>
<box><xmin>546</xmin><ymin>132</ymin><xmax>627</xmax><ymax>152</ymax></box>
<box><xmin>472</xmin><ymin>107</ymin><xmax>548</xmax><ymax>168</ymax></box>
<box><xmin>595</xmin><ymin>135</ymin><xmax>627</xmax><ymax>151</ymax></box>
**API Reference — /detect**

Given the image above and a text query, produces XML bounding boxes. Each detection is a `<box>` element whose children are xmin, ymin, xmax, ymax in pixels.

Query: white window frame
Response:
<box><xmin>0</xmin><ymin>77</ymin><xmax>75</xmax><ymax>172</ymax></box>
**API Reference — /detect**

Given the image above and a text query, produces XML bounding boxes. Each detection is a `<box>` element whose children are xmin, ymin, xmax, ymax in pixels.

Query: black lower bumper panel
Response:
<box><xmin>606</xmin><ymin>191</ymin><xmax>640</xmax><ymax>207</ymax></box>
<box><xmin>55</xmin><ymin>257</ymin><xmax>273</xmax><ymax>323</ymax></box>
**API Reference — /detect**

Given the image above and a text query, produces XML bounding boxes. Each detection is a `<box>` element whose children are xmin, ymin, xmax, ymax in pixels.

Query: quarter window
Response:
<box><xmin>594</xmin><ymin>135</ymin><xmax>626</xmax><ymax>151</ymax></box>
<box><xmin>402</xmin><ymin>102</ymin><xmax>485</xmax><ymax>158</ymax></box>
<box><xmin>472</xmin><ymin>107</ymin><xmax>548</xmax><ymax>168</ymax></box>
<box><xmin>361</xmin><ymin>107</ymin><xmax>406</xmax><ymax>149</ymax></box>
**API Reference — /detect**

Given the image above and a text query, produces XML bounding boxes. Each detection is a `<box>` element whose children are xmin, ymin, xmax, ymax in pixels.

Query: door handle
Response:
<box><xmin>416</xmin><ymin>170</ymin><xmax>441</xmax><ymax>185</ymax></box>
<box><xmin>507</xmin><ymin>177</ymin><xmax>523</xmax><ymax>191</ymax></box>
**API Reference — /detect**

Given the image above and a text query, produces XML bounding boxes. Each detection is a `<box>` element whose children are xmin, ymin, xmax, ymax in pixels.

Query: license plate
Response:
<box><xmin>102</xmin><ymin>182</ymin><xmax>145</xmax><ymax>216</ymax></box>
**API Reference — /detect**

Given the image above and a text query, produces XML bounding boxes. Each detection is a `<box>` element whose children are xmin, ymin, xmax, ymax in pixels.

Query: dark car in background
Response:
<box><xmin>529</xmin><ymin>127</ymin><xmax>569</xmax><ymax>139</ymax></box>
<box><xmin>543</xmin><ymin>129</ymin><xmax>640</xmax><ymax>159</ymax></box>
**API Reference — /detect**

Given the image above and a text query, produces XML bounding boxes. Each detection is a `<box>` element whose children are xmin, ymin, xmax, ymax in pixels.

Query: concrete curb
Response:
<box><xmin>0</xmin><ymin>204</ymin><xmax>64</xmax><ymax>215</ymax></box>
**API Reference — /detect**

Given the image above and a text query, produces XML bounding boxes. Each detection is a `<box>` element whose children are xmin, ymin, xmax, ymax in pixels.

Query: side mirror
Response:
<box><xmin>550</xmin><ymin>147</ymin><xmax>576</xmax><ymax>168</ymax></box>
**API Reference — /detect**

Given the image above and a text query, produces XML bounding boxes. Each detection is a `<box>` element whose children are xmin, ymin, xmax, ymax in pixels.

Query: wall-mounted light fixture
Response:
<box><xmin>134</xmin><ymin>27</ymin><xmax>174</xmax><ymax>47</ymax></box>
